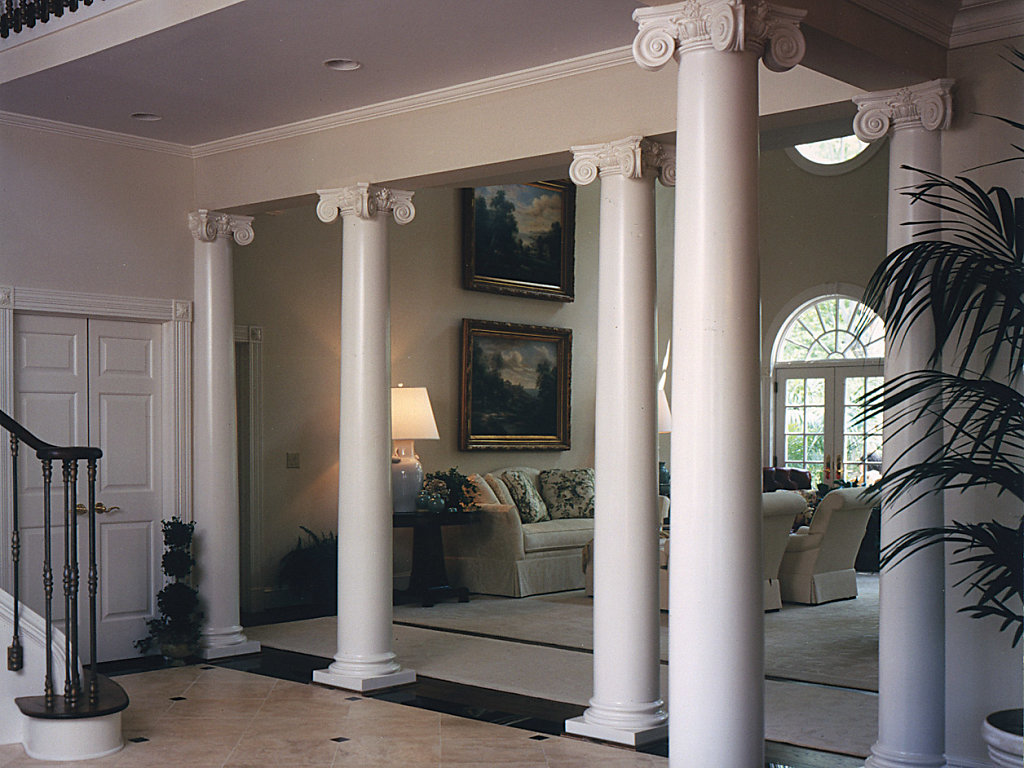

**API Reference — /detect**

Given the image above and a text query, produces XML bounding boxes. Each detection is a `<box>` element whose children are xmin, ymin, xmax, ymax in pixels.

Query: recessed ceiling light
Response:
<box><xmin>324</xmin><ymin>58</ymin><xmax>361</xmax><ymax>71</ymax></box>
<box><xmin>130</xmin><ymin>112</ymin><xmax>162</xmax><ymax>122</ymax></box>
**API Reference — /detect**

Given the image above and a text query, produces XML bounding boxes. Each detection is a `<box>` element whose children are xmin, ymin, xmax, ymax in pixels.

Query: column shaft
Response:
<box><xmin>190</xmin><ymin>210</ymin><xmax>260</xmax><ymax>660</ymax></box>
<box><xmin>855</xmin><ymin>82</ymin><xmax>952</xmax><ymax>768</ymax></box>
<box><xmin>671</xmin><ymin>46</ymin><xmax>765</xmax><ymax>766</ymax></box>
<box><xmin>313</xmin><ymin>184</ymin><xmax>416</xmax><ymax>692</ymax></box>
<box><xmin>565</xmin><ymin>138</ymin><xmax>669</xmax><ymax>746</ymax></box>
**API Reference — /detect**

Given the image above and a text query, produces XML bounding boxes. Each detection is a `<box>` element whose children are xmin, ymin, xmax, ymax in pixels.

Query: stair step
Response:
<box><xmin>15</xmin><ymin>672</ymin><xmax>129</xmax><ymax>719</ymax></box>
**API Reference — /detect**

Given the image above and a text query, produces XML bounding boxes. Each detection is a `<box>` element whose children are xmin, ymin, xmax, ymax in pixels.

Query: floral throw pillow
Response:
<box><xmin>501</xmin><ymin>470</ymin><xmax>549</xmax><ymax>524</ymax></box>
<box><xmin>539</xmin><ymin>468</ymin><xmax>595</xmax><ymax>519</ymax></box>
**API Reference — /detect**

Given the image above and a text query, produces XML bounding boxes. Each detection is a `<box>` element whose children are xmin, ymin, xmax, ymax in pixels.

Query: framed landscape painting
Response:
<box><xmin>460</xmin><ymin>319</ymin><xmax>572</xmax><ymax>451</ymax></box>
<box><xmin>462</xmin><ymin>180</ymin><xmax>576</xmax><ymax>302</ymax></box>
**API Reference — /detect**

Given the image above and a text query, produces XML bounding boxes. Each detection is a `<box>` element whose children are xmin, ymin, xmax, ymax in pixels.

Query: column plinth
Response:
<box><xmin>564</xmin><ymin>136</ymin><xmax>673</xmax><ymax>747</ymax></box>
<box><xmin>188</xmin><ymin>209</ymin><xmax>261</xmax><ymax>660</ymax></box>
<box><xmin>855</xmin><ymin>79</ymin><xmax>954</xmax><ymax>768</ymax></box>
<box><xmin>632</xmin><ymin>4</ymin><xmax>805</xmax><ymax>766</ymax></box>
<box><xmin>313</xmin><ymin>183</ymin><xmax>416</xmax><ymax>693</ymax></box>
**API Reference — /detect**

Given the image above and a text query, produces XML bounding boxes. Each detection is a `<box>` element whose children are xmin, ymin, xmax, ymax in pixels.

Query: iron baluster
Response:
<box><xmin>7</xmin><ymin>434</ymin><xmax>23</xmax><ymax>671</ymax></box>
<box><xmin>41</xmin><ymin>458</ymin><xmax>54</xmax><ymax>710</ymax></box>
<box><xmin>86</xmin><ymin>458</ymin><xmax>99</xmax><ymax>705</ymax></box>
<box><xmin>61</xmin><ymin>460</ymin><xmax>73</xmax><ymax>705</ymax></box>
<box><xmin>66</xmin><ymin>459</ymin><xmax>81</xmax><ymax>708</ymax></box>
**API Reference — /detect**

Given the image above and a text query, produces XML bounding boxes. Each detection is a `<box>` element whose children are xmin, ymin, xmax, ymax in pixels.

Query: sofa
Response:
<box><xmin>778</xmin><ymin>486</ymin><xmax>874</xmax><ymax>605</ymax></box>
<box><xmin>445</xmin><ymin>466</ymin><xmax>665</xmax><ymax>598</ymax></box>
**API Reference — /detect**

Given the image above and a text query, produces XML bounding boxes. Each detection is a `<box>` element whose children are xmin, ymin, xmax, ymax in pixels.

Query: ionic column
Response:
<box><xmin>188</xmin><ymin>209</ymin><xmax>261</xmax><ymax>660</ymax></box>
<box><xmin>854</xmin><ymin>80</ymin><xmax>954</xmax><ymax>768</ymax></box>
<box><xmin>312</xmin><ymin>183</ymin><xmax>416</xmax><ymax>692</ymax></box>
<box><xmin>565</xmin><ymin>137</ymin><xmax>674</xmax><ymax>746</ymax></box>
<box><xmin>632</xmin><ymin>4</ymin><xmax>805</xmax><ymax>765</ymax></box>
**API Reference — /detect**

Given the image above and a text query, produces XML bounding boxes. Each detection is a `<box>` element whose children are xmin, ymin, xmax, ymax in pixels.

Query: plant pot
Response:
<box><xmin>160</xmin><ymin>642</ymin><xmax>194</xmax><ymax>666</ymax></box>
<box><xmin>982</xmin><ymin>708</ymin><xmax>1023</xmax><ymax>768</ymax></box>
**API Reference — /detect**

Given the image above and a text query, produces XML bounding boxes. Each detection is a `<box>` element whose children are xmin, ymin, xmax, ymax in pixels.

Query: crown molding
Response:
<box><xmin>851</xmin><ymin>0</ymin><xmax>1024</xmax><ymax>49</ymax></box>
<box><xmin>0</xmin><ymin>109</ymin><xmax>193</xmax><ymax>156</ymax></box>
<box><xmin>190</xmin><ymin>45</ymin><xmax>635</xmax><ymax>158</ymax></box>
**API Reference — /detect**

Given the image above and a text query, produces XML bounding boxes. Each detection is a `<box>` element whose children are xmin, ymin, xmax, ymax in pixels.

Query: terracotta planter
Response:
<box><xmin>982</xmin><ymin>709</ymin><xmax>1023</xmax><ymax>768</ymax></box>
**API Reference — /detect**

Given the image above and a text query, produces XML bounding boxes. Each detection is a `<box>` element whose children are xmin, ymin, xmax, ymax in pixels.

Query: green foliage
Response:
<box><xmin>423</xmin><ymin>467</ymin><xmax>474</xmax><ymax>512</ymax></box>
<box><xmin>136</xmin><ymin>517</ymin><xmax>203</xmax><ymax>656</ymax></box>
<box><xmin>863</xmin><ymin>47</ymin><xmax>1024</xmax><ymax>645</ymax></box>
<box><xmin>278</xmin><ymin>527</ymin><xmax>338</xmax><ymax>607</ymax></box>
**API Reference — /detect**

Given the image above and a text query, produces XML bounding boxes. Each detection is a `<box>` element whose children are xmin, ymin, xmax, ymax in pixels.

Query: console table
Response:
<box><xmin>393</xmin><ymin>510</ymin><xmax>474</xmax><ymax>607</ymax></box>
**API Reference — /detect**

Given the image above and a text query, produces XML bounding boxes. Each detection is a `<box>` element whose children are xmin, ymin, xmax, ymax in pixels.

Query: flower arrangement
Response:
<box><xmin>135</xmin><ymin>517</ymin><xmax>203</xmax><ymax>663</ymax></box>
<box><xmin>421</xmin><ymin>467</ymin><xmax>474</xmax><ymax>512</ymax></box>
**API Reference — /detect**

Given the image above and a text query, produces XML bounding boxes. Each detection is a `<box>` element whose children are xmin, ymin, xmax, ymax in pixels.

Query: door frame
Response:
<box><xmin>0</xmin><ymin>285</ymin><xmax>192</xmax><ymax>591</ymax></box>
<box><xmin>235</xmin><ymin>324</ymin><xmax>265</xmax><ymax>614</ymax></box>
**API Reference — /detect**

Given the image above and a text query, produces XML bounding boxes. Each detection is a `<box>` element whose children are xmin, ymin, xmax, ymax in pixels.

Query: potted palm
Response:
<box><xmin>862</xmin><ymin>48</ymin><xmax>1023</xmax><ymax>765</ymax></box>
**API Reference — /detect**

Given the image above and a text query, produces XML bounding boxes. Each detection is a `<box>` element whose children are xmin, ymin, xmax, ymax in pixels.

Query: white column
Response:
<box><xmin>854</xmin><ymin>80</ymin><xmax>954</xmax><ymax>768</ymax></box>
<box><xmin>312</xmin><ymin>183</ymin><xmax>416</xmax><ymax>692</ymax></box>
<box><xmin>188</xmin><ymin>209</ymin><xmax>261</xmax><ymax>660</ymax></box>
<box><xmin>565</xmin><ymin>137</ymin><xmax>674</xmax><ymax>746</ymax></box>
<box><xmin>632</xmin><ymin>4</ymin><xmax>805</xmax><ymax>766</ymax></box>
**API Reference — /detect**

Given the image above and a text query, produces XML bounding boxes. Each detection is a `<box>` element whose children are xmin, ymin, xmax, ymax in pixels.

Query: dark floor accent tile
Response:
<box><xmin>168</xmin><ymin>696</ymin><xmax>186</xmax><ymax>701</ymax></box>
<box><xmin>128</xmin><ymin>737</ymin><xmax>149</xmax><ymax>743</ymax></box>
<box><xmin>529</xmin><ymin>734</ymin><xmax>549</xmax><ymax>741</ymax></box>
<box><xmin>345</xmin><ymin>696</ymin><xmax>361</xmax><ymax>701</ymax></box>
<box><xmin>200</xmin><ymin>665</ymin><xmax>215</xmax><ymax>670</ymax></box>
<box><xmin>330</xmin><ymin>736</ymin><xmax>350</xmax><ymax>743</ymax></box>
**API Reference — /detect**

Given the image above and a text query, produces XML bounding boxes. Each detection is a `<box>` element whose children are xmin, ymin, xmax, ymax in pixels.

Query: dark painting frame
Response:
<box><xmin>462</xmin><ymin>180</ymin><xmax>576</xmax><ymax>302</ymax></box>
<box><xmin>459</xmin><ymin>319</ymin><xmax>572</xmax><ymax>451</ymax></box>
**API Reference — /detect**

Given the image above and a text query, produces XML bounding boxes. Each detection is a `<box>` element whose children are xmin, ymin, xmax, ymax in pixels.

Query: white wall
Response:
<box><xmin>0</xmin><ymin>123</ymin><xmax>195</xmax><ymax>299</ymax></box>
<box><xmin>940</xmin><ymin>35</ymin><xmax>1024</xmax><ymax>767</ymax></box>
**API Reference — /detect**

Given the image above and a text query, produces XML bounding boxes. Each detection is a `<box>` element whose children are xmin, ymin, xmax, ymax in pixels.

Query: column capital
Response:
<box><xmin>853</xmin><ymin>78</ymin><xmax>955</xmax><ymax>141</ymax></box>
<box><xmin>569</xmin><ymin>136</ymin><xmax>676</xmax><ymax>187</ymax></box>
<box><xmin>316</xmin><ymin>183</ymin><xmax>416</xmax><ymax>225</ymax></box>
<box><xmin>188</xmin><ymin>209</ymin><xmax>254</xmax><ymax>246</ymax></box>
<box><xmin>632</xmin><ymin>1</ymin><xmax>805</xmax><ymax>73</ymax></box>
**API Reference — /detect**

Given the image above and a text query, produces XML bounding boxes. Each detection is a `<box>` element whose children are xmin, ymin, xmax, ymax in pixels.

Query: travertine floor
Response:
<box><xmin>0</xmin><ymin>665</ymin><xmax>667</xmax><ymax>767</ymax></box>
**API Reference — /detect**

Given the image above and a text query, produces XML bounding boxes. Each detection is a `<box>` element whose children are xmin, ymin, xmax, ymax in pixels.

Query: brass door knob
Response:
<box><xmin>75</xmin><ymin>503</ymin><xmax>120</xmax><ymax>516</ymax></box>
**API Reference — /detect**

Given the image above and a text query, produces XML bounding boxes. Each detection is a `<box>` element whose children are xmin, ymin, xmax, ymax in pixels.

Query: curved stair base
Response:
<box><xmin>22</xmin><ymin>711</ymin><xmax>124</xmax><ymax>761</ymax></box>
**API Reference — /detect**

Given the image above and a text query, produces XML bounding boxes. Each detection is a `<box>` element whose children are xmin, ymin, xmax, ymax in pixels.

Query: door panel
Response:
<box><xmin>13</xmin><ymin>314</ymin><xmax>163</xmax><ymax>662</ymax></box>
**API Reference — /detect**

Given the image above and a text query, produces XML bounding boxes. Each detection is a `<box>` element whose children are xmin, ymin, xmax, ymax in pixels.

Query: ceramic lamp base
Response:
<box><xmin>392</xmin><ymin>440</ymin><xmax>423</xmax><ymax>513</ymax></box>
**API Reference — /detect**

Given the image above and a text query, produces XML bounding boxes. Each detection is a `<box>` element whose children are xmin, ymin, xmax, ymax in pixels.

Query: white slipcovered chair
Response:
<box><xmin>778</xmin><ymin>486</ymin><xmax>874</xmax><ymax>605</ymax></box>
<box><xmin>762</xmin><ymin>490</ymin><xmax>810</xmax><ymax>611</ymax></box>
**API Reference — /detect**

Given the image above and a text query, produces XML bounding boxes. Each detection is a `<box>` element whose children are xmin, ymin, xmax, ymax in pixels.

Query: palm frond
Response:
<box><xmin>880</xmin><ymin>519</ymin><xmax>1024</xmax><ymax>646</ymax></box>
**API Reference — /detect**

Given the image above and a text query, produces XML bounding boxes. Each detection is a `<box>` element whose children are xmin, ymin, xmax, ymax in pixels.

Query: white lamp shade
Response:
<box><xmin>391</xmin><ymin>386</ymin><xmax>440</xmax><ymax>440</ymax></box>
<box><xmin>657</xmin><ymin>388</ymin><xmax>672</xmax><ymax>434</ymax></box>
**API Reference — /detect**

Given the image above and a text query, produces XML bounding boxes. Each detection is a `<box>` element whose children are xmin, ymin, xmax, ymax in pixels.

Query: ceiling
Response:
<box><xmin>0</xmin><ymin>0</ymin><xmax>1019</xmax><ymax>151</ymax></box>
<box><xmin>0</xmin><ymin>0</ymin><xmax>644</xmax><ymax>147</ymax></box>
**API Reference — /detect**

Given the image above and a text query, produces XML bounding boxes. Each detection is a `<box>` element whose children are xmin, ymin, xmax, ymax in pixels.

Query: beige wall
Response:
<box><xmin>0</xmin><ymin>122</ymin><xmax>195</xmax><ymax>299</ymax></box>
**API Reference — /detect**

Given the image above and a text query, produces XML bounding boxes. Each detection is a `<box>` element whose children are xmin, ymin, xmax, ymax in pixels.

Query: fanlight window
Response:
<box><xmin>793</xmin><ymin>135</ymin><xmax>870</xmax><ymax>165</ymax></box>
<box><xmin>778</xmin><ymin>297</ymin><xmax>884</xmax><ymax>363</ymax></box>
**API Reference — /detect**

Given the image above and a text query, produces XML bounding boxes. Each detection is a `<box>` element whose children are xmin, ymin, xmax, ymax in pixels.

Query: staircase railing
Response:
<box><xmin>1</xmin><ymin>0</ymin><xmax>104</xmax><ymax>39</ymax></box>
<box><xmin>1</xmin><ymin>409</ymin><xmax>127</xmax><ymax>719</ymax></box>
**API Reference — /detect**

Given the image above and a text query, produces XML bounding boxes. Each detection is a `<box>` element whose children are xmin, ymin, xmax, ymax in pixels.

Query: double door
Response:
<box><xmin>13</xmin><ymin>313</ymin><xmax>164</xmax><ymax>662</ymax></box>
<box><xmin>774</xmin><ymin>362</ymin><xmax>884</xmax><ymax>487</ymax></box>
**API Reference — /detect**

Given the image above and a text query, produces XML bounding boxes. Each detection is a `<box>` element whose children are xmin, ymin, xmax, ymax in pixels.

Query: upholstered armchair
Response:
<box><xmin>762</xmin><ymin>490</ymin><xmax>809</xmax><ymax>611</ymax></box>
<box><xmin>778</xmin><ymin>487</ymin><xmax>874</xmax><ymax>605</ymax></box>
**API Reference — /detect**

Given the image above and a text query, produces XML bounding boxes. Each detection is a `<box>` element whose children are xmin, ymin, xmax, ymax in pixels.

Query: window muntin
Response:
<box><xmin>793</xmin><ymin>135</ymin><xmax>870</xmax><ymax>165</ymax></box>
<box><xmin>778</xmin><ymin>297</ymin><xmax>884</xmax><ymax>363</ymax></box>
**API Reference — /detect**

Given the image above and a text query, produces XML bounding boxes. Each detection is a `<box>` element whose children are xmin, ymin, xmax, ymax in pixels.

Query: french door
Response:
<box><xmin>774</xmin><ymin>362</ymin><xmax>883</xmax><ymax>487</ymax></box>
<box><xmin>14</xmin><ymin>313</ymin><xmax>164</xmax><ymax>662</ymax></box>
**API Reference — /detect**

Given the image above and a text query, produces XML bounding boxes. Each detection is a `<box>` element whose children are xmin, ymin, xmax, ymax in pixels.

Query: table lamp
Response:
<box><xmin>391</xmin><ymin>386</ymin><xmax>440</xmax><ymax>513</ymax></box>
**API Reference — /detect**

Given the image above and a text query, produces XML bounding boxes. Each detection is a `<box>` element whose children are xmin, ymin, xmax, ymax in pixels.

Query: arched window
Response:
<box><xmin>773</xmin><ymin>296</ymin><xmax>884</xmax><ymax>487</ymax></box>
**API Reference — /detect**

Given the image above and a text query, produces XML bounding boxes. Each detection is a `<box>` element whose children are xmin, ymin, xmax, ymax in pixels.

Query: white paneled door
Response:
<box><xmin>14</xmin><ymin>313</ymin><xmax>163</xmax><ymax>662</ymax></box>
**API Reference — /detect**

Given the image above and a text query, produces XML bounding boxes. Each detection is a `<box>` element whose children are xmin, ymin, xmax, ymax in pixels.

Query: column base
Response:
<box><xmin>199</xmin><ymin>625</ymin><xmax>261</xmax><ymax>660</ymax></box>
<box><xmin>866</xmin><ymin>742</ymin><xmax>947</xmax><ymax>768</ymax></box>
<box><xmin>22</xmin><ymin>712</ymin><xmax>123</xmax><ymax>762</ymax></box>
<box><xmin>565</xmin><ymin>713</ymin><xmax>668</xmax><ymax>747</ymax></box>
<box><xmin>313</xmin><ymin>665</ymin><xmax>416</xmax><ymax>692</ymax></box>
